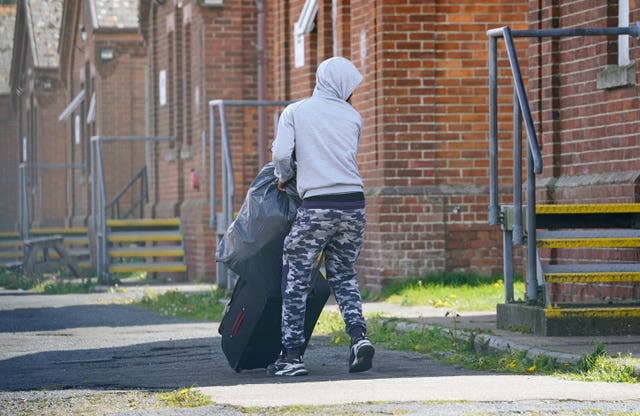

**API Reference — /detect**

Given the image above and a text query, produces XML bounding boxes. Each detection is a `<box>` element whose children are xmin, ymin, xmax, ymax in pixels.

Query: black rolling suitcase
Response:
<box><xmin>217</xmin><ymin>163</ymin><xmax>330</xmax><ymax>372</ymax></box>
<box><xmin>218</xmin><ymin>267</ymin><xmax>330</xmax><ymax>372</ymax></box>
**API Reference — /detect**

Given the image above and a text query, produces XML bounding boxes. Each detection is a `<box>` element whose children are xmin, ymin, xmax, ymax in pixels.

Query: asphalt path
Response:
<box><xmin>1</xmin><ymin>289</ymin><xmax>639</xmax><ymax>415</ymax></box>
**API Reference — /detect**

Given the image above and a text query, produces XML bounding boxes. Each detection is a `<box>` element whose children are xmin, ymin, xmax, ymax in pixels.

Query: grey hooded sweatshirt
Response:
<box><xmin>272</xmin><ymin>57</ymin><xmax>364</xmax><ymax>199</ymax></box>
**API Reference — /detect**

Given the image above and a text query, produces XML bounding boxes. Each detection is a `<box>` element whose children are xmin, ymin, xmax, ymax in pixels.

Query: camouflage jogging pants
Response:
<box><xmin>281</xmin><ymin>203</ymin><xmax>367</xmax><ymax>350</ymax></box>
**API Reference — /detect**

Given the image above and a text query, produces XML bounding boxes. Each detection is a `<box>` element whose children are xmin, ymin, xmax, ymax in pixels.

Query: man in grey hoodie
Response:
<box><xmin>269</xmin><ymin>57</ymin><xmax>374</xmax><ymax>377</ymax></box>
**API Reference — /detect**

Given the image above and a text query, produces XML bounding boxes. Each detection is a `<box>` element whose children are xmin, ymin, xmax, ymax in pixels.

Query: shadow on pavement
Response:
<box><xmin>0</xmin><ymin>304</ymin><xmax>194</xmax><ymax>332</ymax></box>
<box><xmin>0</xmin><ymin>334</ymin><xmax>486</xmax><ymax>392</ymax></box>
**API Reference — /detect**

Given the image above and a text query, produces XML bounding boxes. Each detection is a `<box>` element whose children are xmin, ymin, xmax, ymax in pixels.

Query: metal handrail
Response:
<box><xmin>91</xmin><ymin>136</ymin><xmax>176</xmax><ymax>283</ymax></box>
<box><xmin>105</xmin><ymin>166</ymin><xmax>148</xmax><ymax>219</ymax></box>
<box><xmin>487</xmin><ymin>24</ymin><xmax>640</xmax><ymax>304</ymax></box>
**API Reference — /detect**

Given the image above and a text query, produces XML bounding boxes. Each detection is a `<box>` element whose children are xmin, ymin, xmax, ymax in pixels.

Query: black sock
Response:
<box><xmin>349</xmin><ymin>326</ymin><xmax>365</xmax><ymax>343</ymax></box>
<box><xmin>286</xmin><ymin>347</ymin><xmax>301</xmax><ymax>360</ymax></box>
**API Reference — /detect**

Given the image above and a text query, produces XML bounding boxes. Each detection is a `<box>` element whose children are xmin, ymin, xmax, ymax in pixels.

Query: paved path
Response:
<box><xmin>1</xmin><ymin>288</ymin><xmax>639</xmax><ymax>415</ymax></box>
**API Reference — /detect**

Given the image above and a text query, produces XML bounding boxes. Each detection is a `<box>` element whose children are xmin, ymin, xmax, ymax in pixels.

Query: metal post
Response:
<box><xmin>512</xmin><ymin>91</ymin><xmax>524</xmax><ymax>245</ymax></box>
<box><xmin>526</xmin><ymin>144</ymin><xmax>538</xmax><ymax>304</ymax></box>
<box><xmin>90</xmin><ymin>140</ymin><xmax>96</xmax><ymax>239</ymax></box>
<box><xmin>488</xmin><ymin>35</ymin><xmax>499</xmax><ymax>226</ymax></box>
<box><xmin>503</xmin><ymin>229</ymin><xmax>514</xmax><ymax>303</ymax></box>
<box><xmin>210</xmin><ymin>102</ymin><xmax>228</xmax><ymax>290</ymax></box>
<box><xmin>18</xmin><ymin>165</ymin><xmax>29</xmax><ymax>240</ymax></box>
<box><xmin>218</xmin><ymin>103</ymin><xmax>230</xmax><ymax>290</ymax></box>
<box><xmin>209</xmin><ymin>103</ymin><xmax>217</xmax><ymax>230</ymax></box>
<box><xmin>95</xmin><ymin>137</ymin><xmax>108</xmax><ymax>283</ymax></box>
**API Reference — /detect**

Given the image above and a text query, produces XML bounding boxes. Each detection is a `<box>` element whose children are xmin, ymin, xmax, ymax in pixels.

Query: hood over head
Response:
<box><xmin>313</xmin><ymin>57</ymin><xmax>363</xmax><ymax>101</ymax></box>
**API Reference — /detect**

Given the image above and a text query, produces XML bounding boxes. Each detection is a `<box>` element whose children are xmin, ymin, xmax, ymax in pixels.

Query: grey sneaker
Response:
<box><xmin>266</xmin><ymin>356</ymin><xmax>308</xmax><ymax>376</ymax></box>
<box><xmin>349</xmin><ymin>337</ymin><xmax>375</xmax><ymax>373</ymax></box>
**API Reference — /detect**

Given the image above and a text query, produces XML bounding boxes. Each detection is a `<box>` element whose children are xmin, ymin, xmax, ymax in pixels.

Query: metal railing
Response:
<box><xmin>91</xmin><ymin>136</ymin><xmax>176</xmax><ymax>283</ymax></box>
<box><xmin>105</xmin><ymin>166</ymin><xmax>149</xmax><ymax>220</ymax></box>
<box><xmin>208</xmin><ymin>99</ymin><xmax>293</xmax><ymax>290</ymax></box>
<box><xmin>487</xmin><ymin>23</ymin><xmax>640</xmax><ymax>304</ymax></box>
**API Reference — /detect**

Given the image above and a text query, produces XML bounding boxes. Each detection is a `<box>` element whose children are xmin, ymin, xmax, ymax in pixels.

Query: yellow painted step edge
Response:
<box><xmin>0</xmin><ymin>239</ymin><xmax>87</xmax><ymax>247</ymax></box>
<box><xmin>0</xmin><ymin>232</ymin><xmax>19</xmax><ymax>238</ymax></box>
<box><xmin>107</xmin><ymin>218</ymin><xmax>181</xmax><ymax>227</ymax></box>
<box><xmin>108</xmin><ymin>234</ymin><xmax>182</xmax><ymax>243</ymax></box>
<box><xmin>109</xmin><ymin>248</ymin><xmax>184</xmax><ymax>257</ymax></box>
<box><xmin>537</xmin><ymin>238</ymin><xmax>640</xmax><ymax>249</ymax></box>
<box><xmin>0</xmin><ymin>242</ymin><xmax>22</xmax><ymax>248</ymax></box>
<box><xmin>536</xmin><ymin>203</ymin><xmax>640</xmax><ymax>214</ymax></box>
<box><xmin>545</xmin><ymin>272</ymin><xmax>640</xmax><ymax>283</ymax></box>
<box><xmin>109</xmin><ymin>263</ymin><xmax>187</xmax><ymax>273</ymax></box>
<box><xmin>545</xmin><ymin>307</ymin><xmax>640</xmax><ymax>319</ymax></box>
<box><xmin>30</xmin><ymin>227</ymin><xmax>88</xmax><ymax>235</ymax></box>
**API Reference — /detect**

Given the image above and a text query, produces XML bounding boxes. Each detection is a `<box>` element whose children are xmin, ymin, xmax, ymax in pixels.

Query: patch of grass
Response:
<box><xmin>241</xmin><ymin>404</ymin><xmax>398</xmax><ymax>416</ymax></box>
<box><xmin>0</xmin><ymin>269</ymin><xmax>42</xmax><ymax>290</ymax></box>
<box><xmin>571</xmin><ymin>343</ymin><xmax>638</xmax><ymax>384</ymax></box>
<box><xmin>315</xmin><ymin>311</ymin><xmax>638</xmax><ymax>383</ymax></box>
<box><xmin>0</xmin><ymin>269</ymin><xmax>97</xmax><ymax>294</ymax></box>
<box><xmin>158</xmin><ymin>387</ymin><xmax>211</xmax><ymax>408</ymax></box>
<box><xmin>31</xmin><ymin>276</ymin><xmax>96</xmax><ymax>294</ymax></box>
<box><xmin>376</xmin><ymin>273</ymin><xmax>525</xmax><ymax>311</ymax></box>
<box><xmin>137</xmin><ymin>289</ymin><xmax>227</xmax><ymax>321</ymax></box>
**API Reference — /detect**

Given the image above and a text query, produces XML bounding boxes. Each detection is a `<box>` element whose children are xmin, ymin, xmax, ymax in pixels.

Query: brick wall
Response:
<box><xmin>61</xmin><ymin>1</ymin><xmax>147</xmax><ymax>227</ymax></box>
<box><xmin>11</xmin><ymin>64</ymin><xmax>69</xmax><ymax>229</ymax></box>
<box><xmin>530</xmin><ymin>0</ymin><xmax>640</xmax><ymax>201</ymax></box>
<box><xmin>528</xmin><ymin>1</ymin><xmax>640</xmax><ymax>302</ymax></box>
<box><xmin>31</xmin><ymin>76</ymin><xmax>69</xmax><ymax>227</ymax></box>
<box><xmin>0</xmin><ymin>95</ymin><xmax>18</xmax><ymax>231</ymax></box>
<box><xmin>266</xmin><ymin>1</ymin><xmax>528</xmax><ymax>289</ymax></box>
<box><xmin>144</xmin><ymin>0</ymin><xmax>260</xmax><ymax>280</ymax></box>
<box><xmin>94</xmin><ymin>41</ymin><xmax>147</xmax><ymax>213</ymax></box>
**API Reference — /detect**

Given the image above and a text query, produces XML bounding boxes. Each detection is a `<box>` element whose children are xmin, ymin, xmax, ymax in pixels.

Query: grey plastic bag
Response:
<box><xmin>216</xmin><ymin>163</ymin><xmax>300</xmax><ymax>295</ymax></box>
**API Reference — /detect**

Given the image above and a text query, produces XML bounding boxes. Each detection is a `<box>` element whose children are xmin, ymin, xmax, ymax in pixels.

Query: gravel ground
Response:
<box><xmin>1</xmin><ymin>391</ymin><xmax>639</xmax><ymax>416</ymax></box>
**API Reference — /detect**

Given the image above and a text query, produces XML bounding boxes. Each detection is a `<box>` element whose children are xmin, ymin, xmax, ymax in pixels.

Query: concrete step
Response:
<box><xmin>108</xmin><ymin>246</ymin><xmax>185</xmax><ymax>258</ymax></box>
<box><xmin>543</xmin><ymin>263</ymin><xmax>640</xmax><ymax>283</ymax></box>
<box><xmin>535</xmin><ymin>203</ymin><xmax>640</xmax><ymax>229</ymax></box>
<box><xmin>537</xmin><ymin>230</ymin><xmax>640</xmax><ymax>248</ymax></box>
<box><xmin>107</xmin><ymin>218</ymin><xmax>181</xmax><ymax>228</ymax></box>
<box><xmin>108</xmin><ymin>261</ymin><xmax>187</xmax><ymax>273</ymax></box>
<box><xmin>108</xmin><ymin>231</ymin><xmax>183</xmax><ymax>243</ymax></box>
<box><xmin>0</xmin><ymin>251</ymin><xmax>22</xmax><ymax>260</ymax></box>
<box><xmin>536</xmin><ymin>203</ymin><xmax>640</xmax><ymax>214</ymax></box>
<box><xmin>0</xmin><ymin>240</ymin><xmax>22</xmax><ymax>249</ymax></box>
<box><xmin>498</xmin><ymin>303</ymin><xmax>640</xmax><ymax>336</ymax></box>
<box><xmin>29</xmin><ymin>227</ymin><xmax>88</xmax><ymax>235</ymax></box>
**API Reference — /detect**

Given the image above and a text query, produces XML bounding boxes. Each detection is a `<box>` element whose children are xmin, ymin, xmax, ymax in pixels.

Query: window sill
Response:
<box><xmin>596</xmin><ymin>62</ymin><xmax>636</xmax><ymax>90</ymax></box>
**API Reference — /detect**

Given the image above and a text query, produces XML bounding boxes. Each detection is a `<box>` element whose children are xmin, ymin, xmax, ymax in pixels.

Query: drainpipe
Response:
<box><xmin>256</xmin><ymin>0</ymin><xmax>266</xmax><ymax>167</ymax></box>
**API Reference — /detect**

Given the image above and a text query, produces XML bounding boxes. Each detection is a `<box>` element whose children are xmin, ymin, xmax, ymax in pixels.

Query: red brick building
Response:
<box><xmin>135</xmin><ymin>0</ymin><xmax>530</xmax><ymax>285</ymax></box>
<box><xmin>139</xmin><ymin>0</ymin><xmax>263</xmax><ymax>279</ymax></box>
<box><xmin>8</xmin><ymin>1</ymin><xmax>636</xmax><ymax>293</ymax></box>
<box><xmin>0</xmin><ymin>4</ymin><xmax>18</xmax><ymax>231</ymax></box>
<box><xmin>9</xmin><ymin>0</ymin><xmax>68</xmax><ymax>228</ymax></box>
<box><xmin>264</xmin><ymin>1</ymin><xmax>529</xmax><ymax>288</ymax></box>
<box><xmin>58</xmin><ymin>0</ymin><xmax>147</xmax><ymax>226</ymax></box>
<box><xmin>138</xmin><ymin>1</ymin><xmax>518</xmax><ymax>284</ymax></box>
